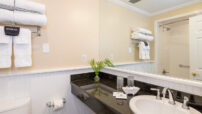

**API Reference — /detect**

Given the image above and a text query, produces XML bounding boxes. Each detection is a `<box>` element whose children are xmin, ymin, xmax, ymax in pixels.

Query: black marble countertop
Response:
<box><xmin>71</xmin><ymin>72</ymin><xmax>202</xmax><ymax>114</ymax></box>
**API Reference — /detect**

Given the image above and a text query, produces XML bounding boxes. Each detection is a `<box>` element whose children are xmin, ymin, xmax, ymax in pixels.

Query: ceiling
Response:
<box><xmin>118</xmin><ymin>0</ymin><xmax>202</xmax><ymax>16</ymax></box>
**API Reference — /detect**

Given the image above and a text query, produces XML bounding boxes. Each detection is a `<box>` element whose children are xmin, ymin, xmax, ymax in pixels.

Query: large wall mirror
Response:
<box><xmin>99</xmin><ymin>0</ymin><xmax>202</xmax><ymax>82</ymax></box>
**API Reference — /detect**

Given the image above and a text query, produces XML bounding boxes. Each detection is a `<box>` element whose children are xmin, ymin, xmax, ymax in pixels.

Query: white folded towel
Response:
<box><xmin>0</xmin><ymin>9</ymin><xmax>14</xmax><ymax>23</ymax></box>
<box><xmin>139</xmin><ymin>42</ymin><xmax>150</xmax><ymax>60</ymax></box>
<box><xmin>139</xmin><ymin>42</ymin><xmax>146</xmax><ymax>60</ymax></box>
<box><xmin>0</xmin><ymin>0</ymin><xmax>14</xmax><ymax>7</ymax></box>
<box><xmin>145</xmin><ymin>43</ymin><xmax>150</xmax><ymax>59</ymax></box>
<box><xmin>14</xmin><ymin>28</ymin><xmax>32</xmax><ymax>56</ymax></box>
<box><xmin>14</xmin><ymin>28</ymin><xmax>32</xmax><ymax>68</ymax></box>
<box><xmin>0</xmin><ymin>55</ymin><xmax>12</xmax><ymax>68</ymax></box>
<box><xmin>0</xmin><ymin>26</ymin><xmax>12</xmax><ymax>68</ymax></box>
<box><xmin>14</xmin><ymin>11</ymin><xmax>47</xmax><ymax>26</ymax></box>
<box><xmin>15</xmin><ymin>0</ymin><xmax>46</xmax><ymax>14</ymax></box>
<box><xmin>14</xmin><ymin>55</ymin><xmax>32</xmax><ymax>68</ymax></box>
<box><xmin>133</xmin><ymin>28</ymin><xmax>152</xmax><ymax>35</ymax></box>
<box><xmin>14</xmin><ymin>28</ymin><xmax>31</xmax><ymax>44</ymax></box>
<box><xmin>0</xmin><ymin>26</ymin><xmax>12</xmax><ymax>44</ymax></box>
<box><xmin>0</xmin><ymin>41</ymin><xmax>13</xmax><ymax>56</ymax></box>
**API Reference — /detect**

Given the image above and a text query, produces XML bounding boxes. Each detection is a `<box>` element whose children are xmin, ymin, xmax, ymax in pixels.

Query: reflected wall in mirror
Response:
<box><xmin>99</xmin><ymin>0</ymin><xmax>202</xmax><ymax>82</ymax></box>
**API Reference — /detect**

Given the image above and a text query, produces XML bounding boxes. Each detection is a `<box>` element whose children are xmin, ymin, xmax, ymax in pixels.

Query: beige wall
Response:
<box><xmin>1</xmin><ymin>1</ymin><xmax>202</xmax><ymax>74</ymax></box>
<box><xmin>0</xmin><ymin>0</ymin><xmax>100</xmax><ymax>73</ymax></box>
<box><xmin>99</xmin><ymin>0</ymin><xmax>152</xmax><ymax>63</ymax></box>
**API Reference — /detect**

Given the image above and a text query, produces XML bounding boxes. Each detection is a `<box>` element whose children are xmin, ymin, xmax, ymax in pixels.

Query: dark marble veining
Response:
<box><xmin>71</xmin><ymin>72</ymin><xmax>202</xmax><ymax>114</ymax></box>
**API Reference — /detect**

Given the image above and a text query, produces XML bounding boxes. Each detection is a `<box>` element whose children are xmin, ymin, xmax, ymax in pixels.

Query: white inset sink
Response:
<box><xmin>129</xmin><ymin>95</ymin><xmax>201</xmax><ymax>114</ymax></box>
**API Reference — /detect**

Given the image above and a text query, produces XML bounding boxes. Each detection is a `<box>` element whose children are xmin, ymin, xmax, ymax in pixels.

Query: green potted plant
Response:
<box><xmin>90</xmin><ymin>58</ymin><xmax>114</xmax><ymax>83</ymax></box>
<box><xmin>90</xmin><ymin>58</ymin><xmax>114</xmax><ymax>96</ymax></box>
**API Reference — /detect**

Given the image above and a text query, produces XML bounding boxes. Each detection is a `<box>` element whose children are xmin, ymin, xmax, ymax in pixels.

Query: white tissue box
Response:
<box><xmin>122</xmin><ymin>86</ymin><xmax>140</xmax><ymax>95</ymax></box>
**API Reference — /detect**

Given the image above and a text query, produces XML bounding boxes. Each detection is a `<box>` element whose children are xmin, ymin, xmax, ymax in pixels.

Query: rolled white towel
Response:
<box><xmin>14</xmin><ymin>11</ymin><xmax>47</xmax><ymax>26</ymax></box>
<box><xmin>0</xmin><ymin>9</ymin><xmax>14</xmax><ymax>23</ymax></box>
<box><xmin>0</xmin><ymin>0</ymin><xmax>14</xmax><ymax>7</ymax></box>
<box><xmin>147</xmin><ymin>36</ymin><xmax>154</xmax><ymax>41</ymax></box>
<box><xmin>131</xmin><ymin>32</ymin><xmax>147</xmax><ymax>40</ymax></box>
<box><xmin>15</xmin><ymin>0</ymin><xmax>46</xmax><ymax>14</ymax></box>
<box><xmin>133</xmin><ymin>28</ymin><xmax>152</xmax><ymax>35</ymax></box>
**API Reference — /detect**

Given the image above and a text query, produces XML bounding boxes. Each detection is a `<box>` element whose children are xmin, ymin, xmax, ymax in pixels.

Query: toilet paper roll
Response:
<box><xmin>52</xmin><ymin>99</ymin><xmax>64</xmax><ymax>111</ymax></box>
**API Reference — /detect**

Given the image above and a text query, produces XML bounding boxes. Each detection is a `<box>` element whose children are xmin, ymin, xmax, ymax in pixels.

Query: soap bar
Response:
<box><xmin>113</xmin><ymin>92</ymin><xmax>127</xmax><ymax>99</ymax></box>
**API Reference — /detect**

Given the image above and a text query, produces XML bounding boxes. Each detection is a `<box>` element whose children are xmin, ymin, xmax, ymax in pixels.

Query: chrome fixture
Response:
<box><xmin>162</xmin><ymin>88</ymin><xmax>168</xmax><ymax>98</ymax></box>
<box><xmin>162</xmin><ymin>69</ymin><xmax>169</xmax><ymax>75</ymax></box>
<box><xmin>46</xmin><ymin>98</ymin><xmax>66</xmax><ymax>108</ymax></box>
<box><xmin>151</xmin><ymin>88</ymin><xmax>161</xmax><ymax>100</ymax></box>
<box><xmin>182</xmin><ymin>96</ymin><xmax>190</xmax><ymax>110</ymax></box>
<box><xmin>162</xmin><ymin>88</ymin><xmax>176</xmax><ymax>105</ymax></box>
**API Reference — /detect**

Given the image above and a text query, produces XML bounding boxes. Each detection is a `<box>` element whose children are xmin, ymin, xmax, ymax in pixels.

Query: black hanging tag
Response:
<box><xmin>144</xmin><ymin>41</ymin><xmax>148</xmax><ymax>46</ymax></box>
<box><xmin>4</xmin><ymin>26</ymin><xmax>20</xmax><ymax>36</ymax></box>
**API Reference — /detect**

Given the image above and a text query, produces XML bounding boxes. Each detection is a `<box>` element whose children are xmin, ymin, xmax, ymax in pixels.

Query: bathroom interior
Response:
<box><xmin>0</xmin><ymin>0</ymin><xmax>202</xmax><ymax>114</ymax></box>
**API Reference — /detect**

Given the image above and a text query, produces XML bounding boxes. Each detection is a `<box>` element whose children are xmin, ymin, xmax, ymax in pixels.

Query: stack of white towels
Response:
<box><xmin>0</xmin><ymin>26</ymin><xmax>32</xmax><ymax>68</ymax></box>
<box><xmin>131</xmin><ymin>28</ymin><xmax>154</xmax><ymax>41</ymax></box>
<box><xmin>0</xmin><ymin>0</ymin><xmax>46</xmax><ymax>68</ymax></box>
<box><xmin>0</xmin><ymin>0</ymin><xmax>47</xmax><ymax>26</ymax></box>
<box><xmin>131</xmin><ymin>28</ymin><xmax>153</xmax><ymax>60</ymax></box>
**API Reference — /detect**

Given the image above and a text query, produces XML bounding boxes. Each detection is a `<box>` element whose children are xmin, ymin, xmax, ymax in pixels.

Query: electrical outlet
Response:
<box><xmin>42</xmin><ymin>43</ymin><xmax>50</xmax><ymax>53</ymax></box>
<box><xmin>128</xmin><ymin>47</ymin><xmax>132</xmax><ymax>53</ymax></box>
<box><xmin>110</xmin><ymin>54</ymin><xmax>114</xmax><ymax>61</ymax></box>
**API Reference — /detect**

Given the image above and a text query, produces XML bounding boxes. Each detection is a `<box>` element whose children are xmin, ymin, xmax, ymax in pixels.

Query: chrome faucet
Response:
<box><xmin>162</xmin><ymin>88</ymin><xmax>175</xmax><ymax>105</ymax></box>
<box><xmin>182</xmin><ymin>96</ymin><xmax>190</xmax><ymax>110</ymax></box>
<box><xmin>162</xmin><ymin>88</ymin><xmax>168</xmax><ymax>98</ymax></box>
<box><xmin>151</xmin><ymin>88</ymin><xmax>161</xmax><ymax>100</ymax></box>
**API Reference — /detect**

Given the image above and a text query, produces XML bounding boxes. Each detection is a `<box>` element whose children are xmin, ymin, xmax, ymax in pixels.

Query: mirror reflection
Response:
<box><xmin>99</xmin><ymin>0</ymin><xmax>202</xmax><ymax>82</ymax></box>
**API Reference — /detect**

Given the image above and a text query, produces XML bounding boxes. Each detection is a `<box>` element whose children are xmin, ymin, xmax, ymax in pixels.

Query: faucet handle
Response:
<box><xmin>151</xmin><ymin>88</ymin><xmax>161</xmax><ymax>100</ymax></box>
<box><xmin>182</xmin><ymin>96</ymin><xmax>190</xmax><ymax>110</ymax></box>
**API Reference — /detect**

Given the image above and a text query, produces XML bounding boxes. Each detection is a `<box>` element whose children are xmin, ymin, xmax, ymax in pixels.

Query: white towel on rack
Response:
<box><xmin>0</xmin><ymin>55</ymin><xmax>12</xmax><ymax>68</ymax></box>
<box><xmin>0</xmin><ymin>0</ymin><xmax>14</xmax><ymax>7</ymax></box>
<box><xmin>15</xmin><ymin>0</ymin><xmax>46</xmax><ymax>14</ymax></box>
<box><xmin>14</xmin><ymin>11</ymin><xmax>47</xmax><ymax>26</ymax></box>
<box><xmin>0</xmin><ymin>26</ymin><xmax>12</xmax><ymax>68</ymax></box>
<box><xmin>14</xmin><ymin>28</ymin><xmax>32</xmax><ymax>68</ymax></box>
<box><xmin>145</xmin><ymin>43</ymin><xmax>150</xmax><ymax>59</ymax></box>
<box><xmin>147</xmin><ymin>36</ymin><xmax>154</xmax><ymax>42</ymax></box>
<box><xmin>133</xmin><ymin>28</ymin><xmax>152</xmax><ymax>35</ymax></box>
<box><xmin>14</xmin><ymin>28</ymin><xmax>31</xmax><ymax>44</ymax></box>
<box><xmin>139</xmin><ymin>42</ymin><xmax>146</xmax><ymax>60</ymax></box>
<box><xmin>0</xmin><ymin>26</ymin><xmax>12</xmax><ymax>44</ymax></box>
<box><xmin>0</xmin><ymin>9</ymin><xmax>14</xmax><ymax>23</ymax></box>
<box><xmin>14</xmin><ymin>55</ymin><xmax>32</xmax><ymax>68</ymax></box>
<box><xmin>131</xmin><ymin>32</ymin><xmax>147</xmax><ymax>40</ymax></box>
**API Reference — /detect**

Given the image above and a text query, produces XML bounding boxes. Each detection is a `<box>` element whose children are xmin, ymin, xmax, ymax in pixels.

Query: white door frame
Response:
<box><xmin>154</xmin><ymin>10</ymin><xmax>202</xmax><ymax>74</ymax></box>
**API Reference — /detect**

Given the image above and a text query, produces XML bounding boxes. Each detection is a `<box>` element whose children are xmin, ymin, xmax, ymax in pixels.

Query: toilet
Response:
<box><xmin>0</xmin><ymin>97</ymin><xmax>31</xmax><ymax>114</ymax></box>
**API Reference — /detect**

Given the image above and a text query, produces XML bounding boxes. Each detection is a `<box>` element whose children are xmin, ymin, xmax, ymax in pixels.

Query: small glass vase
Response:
<box><xmin>94</xmin><ymin>75</ymin><xmax>100</xmax><ymax>83</ymax></box>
